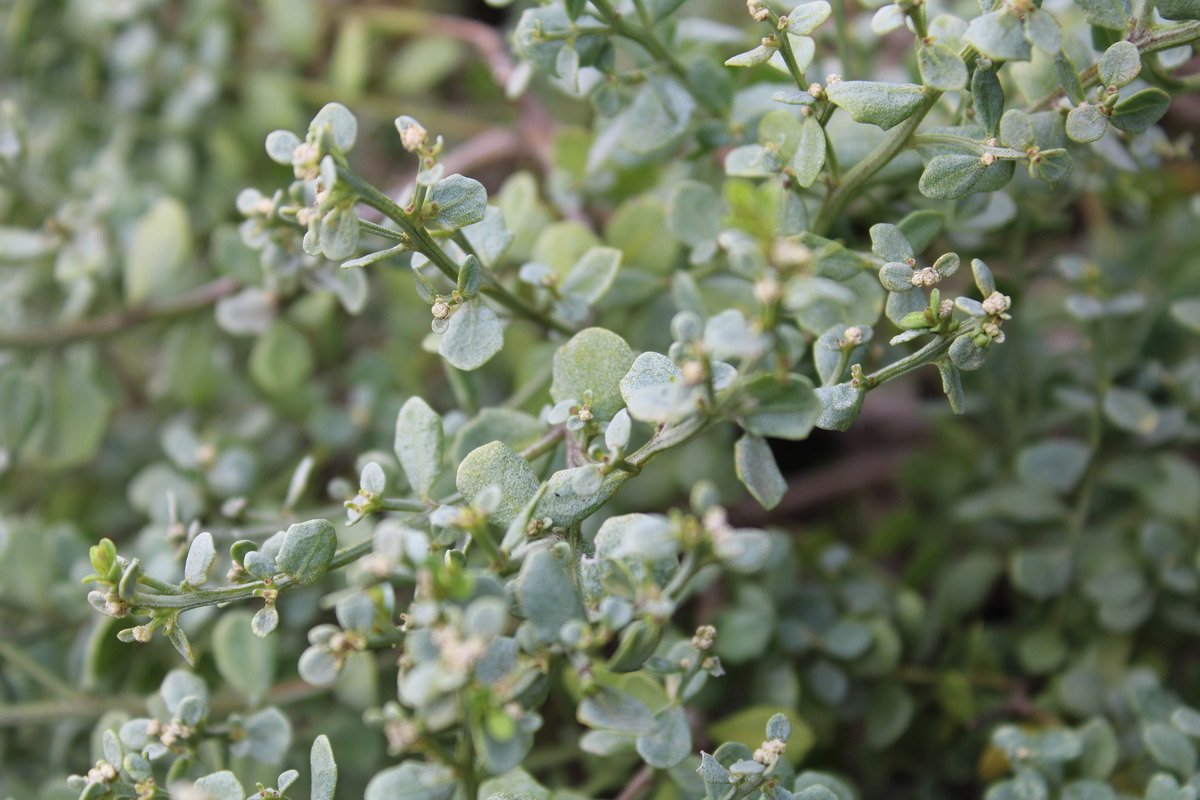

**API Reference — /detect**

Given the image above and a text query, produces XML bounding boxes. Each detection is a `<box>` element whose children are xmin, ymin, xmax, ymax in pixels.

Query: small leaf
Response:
<box><xmin>1066</xmin><ymin>104</ymin><xmax>1108</xmax><ymax>143</ymax></box>
<box><xmin>276</xmin><ymin>519</ymin><xmax>337</xmax><ymax>586</ymax></box>
<box><xmin>426</xmin><ymin>174</ymin><xmax>489</xmax><ymax>230</ymax></box>
<box><xmin>787</xmin><ymin>1</ymin><xmax>832</xmax><ymax>35</ymax></box>
<box><xmin>194</xmin><ymin>771</ymin><xmax>245</xmax><ymax>800</ymax></box>
<box><xmin>1110</xmin><ymin>87</ymin><xmax>1170</xmax><ymax>134</ymax></box>
<box><xmin>1098</xmin><ymin>40</ymin><xmax>1140</xmax><ymax>88</ymax></box>
<box><xmin>637</xmin><ymin>705</ymin><xmax>692</xmax><ymax>768</ymax></box>
<box><xmin>310</xmin><ymin>102</ymin><xmax>358</xmax><ymax>151</ymax></box>
<box><xmin>515</xmin><ymin>547</ymin><xmax>587</xmax><ymax>643</ymax></box>
<box><xmin>825</xmin><ymin>81</ymin><xmax>928</xmax><ymax>130</ymax></box>
<box><xmin>551</xmin><ymin>328</ymin><xmax>636</xmax><ymax>421</ymax></box>
<box><xmin>1029</xmin><ymin>148</ymin><xmax>1072</xmax><ymax>184</ymax></box>
<box><xmin>964</xmin><ymin>10</ymin><xmax>1031</xmax><ymax>61</ymax></box>
<box><xmin>918</xmin><ymin>42</ymin><xmax>967</xmax><ymax>91</ymax></box>
<box><xmin>791</xmin><ymin>116</ymin><xmax>827</xmax><ymax>188</ymax></box>
<box><xmin>439</xmin><ymin>299</ymin><xmax>504</xmax><ymax>371</ymax></box>
<box><xmin>1023</xmin><ymin>9</ymin><xmax>1062</xmax><ymax>54</ymax></box>
<box><xmin>184</xmin><ymin>531</ymin><xmax>217</xmax><ymax>586</ymax></box>
<box><xmin>1000</xmin><ymin>109</ymin><xmax>1035</xmax><ymax>150</ymax></box>
<box><xmin>456</xmin><ymin>441</ymin><xmax>539</xmax><ymax>528</ymax></box>
<box><xmin>919</xmin><ymin>154</ymin><xmax>986</xmax><ymax>199</ymax></box>
<box><xmin>395</xmin><ymin>396</ymin><xmax>444</xmax><ymax>498</ymax></box>
<box><xmin>971</xmin><ymin>63</ymin><xmax>1004</xmax><ymax>135</ymax></box>
<box><xmin>124</xmin><ymin>197</ymin><xmax>192</xmax><ymax>304</ymax></box>
<box><xmin>1103</xmin><ymin>387</ymin><xmax>1159</xmax><ymax>434</ymax></box>
<box><xmin>735</xmin><ymin>433</ymin><xmax>787</xmax><ymax>510</ymax></box>
<box><xmin>311</xmin><ymin>735</ymin><xmax>338</xmax><ymax>800</ymax></box>
<box><xmin>1075</xmin><ymin>0</ymin><xmax>1129</xmax><ymax>29</ymax></box>
<box><xmin>212</xmin><ymin>610</ymin><xmax>276</xmax><ymax>705</ymax></box>
<box><xmin>563</xmin><ymin>247</ymin><xmax>622</xmax><ymax>305</ymax></box>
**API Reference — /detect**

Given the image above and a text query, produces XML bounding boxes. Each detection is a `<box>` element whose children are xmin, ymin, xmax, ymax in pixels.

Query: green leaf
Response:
<box><xmin>1009</xmin><ymin>548</ymin><xmax>1072</xmax><ymax>600</ymax></box>
<box><xmin>814</xmin><ymin>382</ymin><xmax>865</xmax><ymax>431</ymax></box>
<box><xmin>250</xmin><ymin>321</ymin><xmax>314</xmax><ymax>395</ymax></box>
<box><xmin>456</xmin><ymin>441</ymin><xmax>539</xmax><ymax>528</ymax></box>
<box><xmin>918</xmin><ymin>42</ymin><xmax>968</xmax><ymax>91</ymax></box>
<box><xmin>825</xmin><ymin>81</ymin><xmax>928</xmax><ymax>130</ymax></box>
<box><xmin>184</xmin><ymin>531</ymin><xmax>217</xmax><ymax>586</ymax></box>
<box><xmin>1103</xmin><ymin>387</ymin><xmax>1159</xmax><ymax>434</ymax></box>
<box><xmin>919</xmin><ymin>153</ymin><xmax>986</xmax><ymax>199</ymax></box>
<box><xmin>439</xmin><ymin>299</ymin><xmax>504</xmax><ymax>371</ymax></box>
<box><xmin>1066</xmin><ymin>104</ymin><xmax>1108</xmax><ymax>143</ymax></box>
<box><xmin>515</xmin><ymin>552</ymin><xmax>586</xmax><ymax>643</ymax></box>
<box><xmin>1075</xmin><ymin>0</ymin><xmax>1129</xmax><ymax>29</ymax></box>
<box><xmin>787</xmin><ymin>1</ymin><xmax>832</xmax><ymax>35</ymax></box>
<box><xmin>1056</xmin><ymin>51</ymin><xmax>1087</xmax><ymax>105</ymax></box>
<box><xmin>822</xmin><ymin>619</ymin><xmax>873</xmax><ymax>659</ymax></box>
<box><xmin>965</xmin><ymin>10</ymin><xmax>1031</xmax><ymax>61</ymax></box>
<box><xmin>620</xmin><ymin>78</ymin><xmax>696</xmax><ymax>153</ymax></box>
<box><xmin>668</xmin><ymin>180</ymin><xmax>723</xmax><ymax>248</ymax></box>
<box><xmin>1016</xmin><ymin>439</ymin><xmax>1090</xmax><ymax>493</ymax></box>
<box><xmin>865</xmin><ymin>682</ymin><xmax>915</xmax><ymax>748</ymax></box>
<box><xmin>1143</xmin><ymin>723</ymin><xmax>1198</xmax><ymax>777</ymax></box>
<box><xmin>124</xmin><ymin>196</ymin><xmax>192</xmax><ymax>304</ymax></box>
<box><xmin>310</xmin><ymin>102</ymin><xmax>358</xmax><ymax>151</ymax></box>
<box><xmin>1157</xmin><ymin>0</ymin><xmax>1200</xmax><ymax>19</ymax></box>
<box><xmin>1000</xmin><ymin>109</ymin><xmax>1036</xmax><ymax>149</ymax></box>
<box><xmin>734</xmin><ymin>433</ymin><xmax>787</xmax><ymax>510</ymax></box>
<box><xmin>971</xmin><ymin>62</ymin><xmax>1004</xmax><ymax>135</ymax></box>
<box><xmin>738</xmin><ymin>374</ymin><xmax>821</xmax><ymax>440</ymax></box>
<box><xmin>870</xmin><ymin>223</ymin><xmax>913</xmax><ymax>262</ymax></box>
<box><xmin>578</xmin><ymin>687</ymin><xmax>656</xmax><ymax>734</ymax></box>
<box><xmin>0</xmin><ymin>365</ymin><xmax>39</xmax><ymax>458</ymax></box>
<box><xmin>212</xmin><ymin>611</ymin><xmax>276</xmax><ymax>705</ymax></box>
<box><xmin>1029</xmin><ymin>148</ymin><xmax>1072</xmax><ymax>184</ymax></box>
<box><xmin>1110</xmin><ymin>87</ymin><xmax>1170</xmax><ymax>133</ymax></box>
<box><xmin>1078</xmin><ymin>718</ymin><xmax>1119</xmax><ymax>778</ymax></box>
<box><xmin>276</xmin><ymin>519</ymin><xmax>337</xmax><ymax>586</ymax></box>
<box><xmin>1098</xmin><ymin>40</ymin><xmax>1140</xmax><ymax>88</ymax></box>
<box><xmin>637</xmin><ymin>705</ymin><xmax>692</xmax><ymax>768</ymax></box>
<box><xmin>792</xmin><ymin>116</ymin><xmax>827</xmax><ymax>188</ymax></box>
<box><xmin>426</xmin><ymin>174</ymin><xmax>488</xmax><ymax>230</ymax></box>
<box><xmin>319</xmin><ymin>205</ymin><xmax>359</xmax><ymax>261</ymax></box>
<box><xmin>563</xmin><ymin>247</ymin><xmax>622</xmax><ymax>305</ymax></box>
<box><xmin>395</xmin><ymin>396</ymin><xmax>444</xmax><ymax>498</ymax></box>
<box><xmin>937</xmin><ymin>360</ymin><xmax>965</xmax><ymax>414</ymax></box>
<box><xmin>1169</xmin><ymin>297</ymin><xmax>1200</xmax><ymax>333</ymax></box>
<box><xmin>1023</xmin><ymin>9</ymin><xmax>1062</xmax><ymax>54</ymax></box>
<box><xmin>709</xmin><ymin>707</ymin><xmax>814</xmax><ymax>766</ymax></box>
<box><xmin>193</xmin><ymin>771</ymin><xmax>245</xmax><ymax>800</ymax></box>
<box><xmin>365</xmin><ymin>762</ymin><xmax>456</xmax><ymax>800</ymax></box>
<box><xmin>551</xmin><ymin>328</ymin><xmax>635</xmax><ymax>420</ymax></box>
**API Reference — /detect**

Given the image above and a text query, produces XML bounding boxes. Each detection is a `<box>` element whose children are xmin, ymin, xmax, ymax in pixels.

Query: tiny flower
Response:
<box><xmin>842</xmin><ymin>326</ymin><xmax>865</xmax><ymax>346</ymax></box>
<box><xmin>753</xmin><ymin>275</ymin><xmax>783</xmax><ymax>305</ymax></box>
<box><xmin>910</xmin><ymin>267</ymin><xmax>940</xmax><ymax>287</ymax></box>
<box><xmin>980</xmin><ymin>152</ymin><xmax>997</xmax><ymax>166</ymax></box>
<box><xmin>577</xmin><ymin>406</ymin><xmax>594</xmax><ymax>423</ymax></box>
<box><xmin>825</xmin><ymin>73</ymin><xmax>843</xmax><ymax>85</ymax></box>
<box><xmin>681</xmin><ymin>360</ymin><xmax>705</xmax><ymax>387</ymax></box>
<box><xmin>400</xmin><ymin>121</ymin><xmax>427</xmax><ymax>152</ymax></box>
<box><xmin>87</xmin><ymin>761</ymin><xmax>118</xmax><ymax>784</ymax></box>
<box><xmin>692</xmin><ymin>624</ymin><xmax>717</xmax><ymax>651</ymax></box>
<box><xmin>432</xmin><ymin>300</ymin><xmax>451</xmax><ymax>319</ymax></box>
<box><xmin>808</xmin><ymin>82</ymin><xmax>824</xmax><ymax>98</ymax></box>
<box><xmin>939</xmin><ymin>298</ymin><xmax>953</xmax><ymax>318</ymax></box>
<box><xmin>753</xmin><ymin>737</ymin><xmax>787</xmax><ymax>766</ymax></box>
<box><xmin>747</xmin><ymin>0</ymin><xmax>770</xmax><ymax>21</ymax></box>
<box><xmin>981</xmin><ymin>291</ymin><xmax>1011</xmax><ymax>316</ymax></box>
<box><xmin>771</xmin><ymin>238</ymin><xmax>813</xmax><ymax>268</ymax></box>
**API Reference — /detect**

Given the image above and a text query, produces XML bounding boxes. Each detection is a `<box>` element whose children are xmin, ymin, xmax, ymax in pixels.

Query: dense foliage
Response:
<box><xmin>2</xmin><ymin>1</ymin><xmax>1200</xmax><ymax>799</ymax></box>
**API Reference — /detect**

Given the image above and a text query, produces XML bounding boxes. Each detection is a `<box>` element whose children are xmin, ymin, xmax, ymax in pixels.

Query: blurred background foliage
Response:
<box><xmin>2</xmin><ymin>0</ymin><xmax>1200</xmax><ymax>798</ymax></box>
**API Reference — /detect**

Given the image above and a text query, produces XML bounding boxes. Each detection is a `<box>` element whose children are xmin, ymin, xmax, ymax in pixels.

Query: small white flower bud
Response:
<box><xmin>981</xmin><ymin>291</ymin><xmax>1011</xmax><ymax>316</ymax></box>
<box><xmin>681</xmin><ymin>360</ymin><xmax>705</xmax><ymax>386</ymax></box>
<box><xmin>843</xmin><ymin>326</ymin><xmax>865</xmax><ymax>346</ymax></box>
<box><xmin>753</xmin><ymin>275</ymin><xmax>783</xmax><ymax>305</ymax></box>
<box><xmin>747</xmin><ymin>0</ymin><xmax>770</xmax><ymax>21</ymax></box>
<box><xmin>910</xmin><ymin>267</ymin><xmax>940</xmax><ymax>287</ymax></box>
<box><xmin>577</xmin><ymin>406</ymin><xmax>593</xmax><ymax>422</ymax></box>
<box><xmin>692</xmin><ymin>625</ymin><xmax>717</xmax><ymax>651</ymax></box>
<box><xmin>400</xmin><ymin>122</ymin><xmax>428</xmax><ymax>152</ymax></box>
<box><xmin>939</xmin><ymin>298</ymin><xmax>953</xmax><ymax>318</ymax></box>
<box><xmin>808</xmin><ymin>83</ymin><xmax>824</xmax><ymax>98</ymax></box>
<box><xmin>980</xmin><ymin>152</ymin><xmax>997</xmax><ymax>166</ymax></box>
<box><xmin>432</xmin><ymin>300</ymin><xmax>451</xmax><ymax>320</ymax></box>
<box><xmin>825</xmin><ymin>73</ymin><xmax>843</xmax><ymax>85</ymax></box>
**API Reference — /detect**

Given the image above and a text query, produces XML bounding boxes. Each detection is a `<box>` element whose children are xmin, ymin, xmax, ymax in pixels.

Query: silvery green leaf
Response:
<box><xmin>964</xmin><ymin>10</ymin><xmax>1031</xmax><ymax>61</ymax></box>
<box><xmin>890</xmin><ymin>329</ymin><xmax>925</xmax><ymax>345</ymax></box>
<box><xmin>276</xmin><ymin>770</ymin><xmax>299</xmax><ymax>793</ymax></box>
<box><xmin>787</xmin><ymin>1</ymin><xmax>832</xmax><ymax>34</ymax></box>
<box><xmin>252</xmin><ymin>605</ymin><xmax>279</xmax><ymax>637</ymax></box>
<box><xmin>1143</xmin><ymin>723</ymin><xmax>1198</xmax><ymax>776</ymax></box>
<box><xmin>704</xmin><ymin>309</ymin><xmax>768</xmax><ymax>361</ymax></box>
<box><xmin>213</xmin><ymin>610</ymin><xmax>276</xmax><ymax>704</ymax></box>
<box><xmin>515</xmin><ymin>547</ymin><xmax>587</xmax><ymax>642</ymax></box>
<box><xmin>365</xmin><ymin>763</ymin><xmax>456</xmax><ymax>800</ymax></box>
<box><xmin>125</xmin><ymin>197</ymin><xmax>191</xmax><ymax>304</ymax></box>
<box><xmin>792</xmin><ymin>116</ymin><xmax>826</xmax><ymax>188</ymax></box>
<box><xmin>620</xmin><ymin>78</ymin><xmax>695</xmax><ymax>154</ymax></box>
<box><xmin>579</xmin><ymin>687</ymin><xmax>657</xmax><ymax>733</ymax></box>
<box><xmin>184</xmin><ymin>531</ymin><xmax>216</xmax><ymax>586</ymax></box>
<box><xmin>949</xmin><ymin>335</ymin><xmax>988</xmax><ymax>370</ymax></box>
<box><xmin>937</xmin><ymin>360</ymin><xmax>965</xmax><ymax>414</ymax></box>
<box><xmin>871</xmin><ymin>4</ymin><xmax>906</xmax><ymax>34</ymax></box>
<box><xmin>336</xmin><ymin>592</ymin><xmax>376</xmax><ymax>632</ymax></box>
<box><xmin>298</xmin><ymin>646</ymin><xmax>340</xmax><ymax>686</ymax></box>
<box><xmin>563</xmin><ymin>247</ymin><xmax>622</xmax><ymax>305</ymax></box>
<box><xmin>457</xmin><ymin>441</ymin><xmax>539</xmax><ymax>528</ymax></box>
<box><xmin>167</xmin><ymin>624</ymin><xmax>195</xmax><ymax>665</ymax></box>
<box><xmin>918</xmin><ymin>42</ymin><xmax>967</xmax><ymax>91</ymax></box>
<box><xmin>725</xmin><ymin>44</ymin><xmax>774</xmax><ymax>67</ymax></box>
<box><xmin>427</xmin><ymin>174</ymin><xmax>488</xmax><ymax>230</ymax></box>
<box><xmin>730</xmin><ymin>759</ymin><xmax>765</xmax><ymax>776</ymax></box>
<box><xmin>1029</xmin><ymin>148</ymin><xmax>1072</xmax><ymax>184</ymax></box>
<box><xmin>1157</xmin><ymin>0</ymin><xmax>1200</xmax><ymax>19</ymax></box>
<box><xmin>971</xmin><ymin>63</ymin><xmax>1004</xmax><ymax>135</ymax></box>
<box><xmin>319</xmin><ymin>205</ymin><xmax>359</xmax><ymax>261</ymax></box>
<box><xmin>439</xmin><ymin>299</ymin><xmax>503</xmax><ymax>370</ymax></box>
<box><xmin>1103</xmin><ymin>387</ymin><xmax>1159</xmax><ymax>434</ymax></box>
<box><xmin>870</xmin><ymin>223</ymin><xmax>913</xmax><ymax>262</ymax></box>
<box><xmin>1017</xmin><ymin>439</ymin><xmax>1090</xmax><ymax>493</ymax></box>
<box><xmin>878</xmin><ymin>261</ymin><xmax>914</xmax><ymax>292</ymax></box>
<box><xmin>725</xmin><ymin>144</ymin><xmax>773</xmax><ymax>177</ymax></box>
<box><xmin>1074</xmin><ymin>0</ymin><xmax>1129</xmax><ymax>29</ymax></box>
<box><xmin>265</xmin><ymin>130</ymin><xmax>300</xmax><ymax>164</ymax></box>
<box><xmin>1109</xmin><ymin>88</ymin><xmax>1170</xmax><ymax>134</ymax></box>
<box><xmin>669</xmin><ymin>180</ymin><xmax>722</xmax><ymax>247</ymax></box>
<box><xmin>360</xmin><ymin>461</ymin><xmax>385</xmax><ymax>495</ymax></box>
<box><xmin>999</xmin><ymin>109</ymin><xmax>1035</xmax><ymax>150</ymax></box>
<box><xmin>933</xmin><ymin>252</ymin><xmax>960</xmax><ymax>277</ymax></box>
<box><xmin>971</xmin><ymin>258</ymin><xmax>995</xmax><ymax>295</ymax></box>
<box><xmin>773</xmin><ymin>89</ymin><xmax>817</xmax><ymax>105</ymax></box>
<box><xmin>457</xmin><ymin>254</ymin><xmax>484</xmax><ymax>298</ymax></box>
<box><xmin>555</xmin><ymin>45</ymin><xmax>580</xmax><ymax>92</ymax></box>
<box><xmin>194</xmin><ymin>771</ymin><xmax>244</xmax><ymax>800</ymax></box>
<box><xmin>739</xmin><ymin>373</ymin><xmax>821</xmax><ymax>440</ymax></box>
<box><xmin>1169</xmin><ymin>297</ymin><xmax>1200</xmax><ymax>333</ymax></box>
<box><xmin>551</xmin><ymin>328</ymin><xmax>636</xmax><ymax>420</ymax></box>
<box><xmin>161</xmin><ymin>670</ymin><xmax>208</xmax><ymax>715</ymax></box>
<box><xmin>215</xmin><ymin>288</ymin><xmax>276</xmax><ymax>336</ymax></box>
<box><xmin>1056</xmin><ymin>50</ymin><xmax>1086</xmax><ymax>105</ymax></box>
<box><xmin>277</xmin><ymin>519</ymin><xmax>337</xmax><ymax>586</ymax></box>
<box><xmin>919</xmin><ymin>153</ymin><xmax>986</xmax><ymax>199</ymax></box>
<box><xmin>310</xmin><ymin>736</ymin><xmax>338</xmax><ymax>800</ymax></box>
<box><xmin>1066</xmin><ymin>104</ymin><xmax>1108</xmax><ymax>144</ymax></box>
<box><xmin>462</xmin><ymin>206</ymin><xmax>514</xmax><ymax>268</ymax></box>
<box><xmin>956</xmin><ymin>296</ymin><xmax>986</xmax><ymax>316</ymax></box>
<box><xmin>814</xmin><ymin>382</ymin><xmax>865</xmax><ymax>431</ymax></box>
<box><xmin>735</xmin><ymin>433</ymin><xmax>787</xmax><ymax>510</ymax></box>
<box><xmin>825</xmin><ymin>81</ymin><xmax>927</xmax><ymax>130</ymax></box>
<box><xmin>606</xmin><ymin>408</ymin><xmax>632</xmax><ymax>450</ymax></box>
<box><xmin>244</xmin><ymin>550</ymin><xmax>277</xmax><ymax>580</ymax></box>
<box><xmin>416</xmin><ymin>162</ymin><xmax>445</xmax><ymax>186</ymax></box>
<box><xmin>637</xmin><ymin>705</ymin><xmax>692</xmax><ymax>768</ymax></box>
<box><xmin>310</xmin><ymin>102</ymin><xmax>357</xmax><ymax>151</ymax></box>
<box><xmin>1023</xmin><ymin>9</ymin><xmax>1061</xmax><ymax>54</ymax></box>
<box><xmin>395</xmin><ymin>396</ymin><xmax>443</xmax><ymax>498</ymax></box>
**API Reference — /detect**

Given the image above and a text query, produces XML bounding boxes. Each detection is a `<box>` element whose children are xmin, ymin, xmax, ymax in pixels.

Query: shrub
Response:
<box><xmin>2</xmin><ymin>1</ymin><xmax>1200</xmax><ymax>799</ymax></box>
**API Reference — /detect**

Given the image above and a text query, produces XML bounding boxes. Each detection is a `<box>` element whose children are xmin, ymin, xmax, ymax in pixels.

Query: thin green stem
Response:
<box><xmin>825</xmin><ymin>348</ymin><xmax>852</xmax><ymax>387</ymax></box>
<box><xmin>0</xmin><ymin>639</ymin><xmax>77</xmax><ymax>699</ymax></box>
<box><xmin>358</xmin><ymin>218</ymin><xmax>405</xmax><ymax>242</ymax></box>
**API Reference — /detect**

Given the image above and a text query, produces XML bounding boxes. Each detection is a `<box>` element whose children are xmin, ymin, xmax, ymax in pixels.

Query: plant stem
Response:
<box><xmin>0</xmin><ymin>639</ymin><xmax>77</xmax><ymax>699</ymax></box>
<box><xmin>864</xmin><ymin>334</ymin><xmax>955</xmax><ymax>389</ymax></box>
<box><xmin>0</xmin><ymin>277</ymin><xmax>239</xmax><ymax>349</ymax></box>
